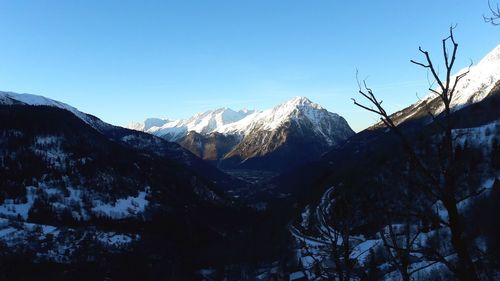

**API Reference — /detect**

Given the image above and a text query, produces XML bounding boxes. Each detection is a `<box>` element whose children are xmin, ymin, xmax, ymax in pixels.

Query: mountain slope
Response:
<box><xmin>0</xmin><ymin>91</ymin><xmax>247</xmax><ymax>192</ymax></box>
<box><xmin>0</xmin><ymin>105</ymin><xmax>225</xmax><ymax>258</ymax></box>
<box><xmin>0</xmin><ymin>102</ymin><xmax>284</xmax><ymax>280</ymax></box>
<box><xmin>383</xmin><ymin>44</ymin><xmax>500</xmax><ymax>129</ymax></box>
<box><xmin>220</xmin><ymin>97</ymin><xmax>354</xmax><ymax>171</ymax></box>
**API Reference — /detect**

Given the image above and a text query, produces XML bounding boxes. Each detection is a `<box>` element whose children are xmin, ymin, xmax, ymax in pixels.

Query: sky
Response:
<box><xmin>0</xmin><ymin>1</ymin><xmax>499</xmax><ymax>131</ymax></box>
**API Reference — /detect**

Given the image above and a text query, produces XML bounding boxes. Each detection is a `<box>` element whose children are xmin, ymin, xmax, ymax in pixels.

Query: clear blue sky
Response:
<box><xmin>0</xmin><ymin>1</ymin><xmax>498</xmax><ymax>131</ymax></box>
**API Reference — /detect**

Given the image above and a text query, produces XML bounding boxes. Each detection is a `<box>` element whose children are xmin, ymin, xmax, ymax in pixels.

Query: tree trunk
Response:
<box><xmin>443</xmin><ymin>103</ymin><xmax>479</xmax><ymax>281</ymax></box>
<box><xmin>443</xmin><ymin>195</ymin><xmax>479</xmax><ymax>281</ymax></box>
<box><xmin>343</xmin><ymin>229</ymin><xmax>351</xmax><ymax>281</ymax></box>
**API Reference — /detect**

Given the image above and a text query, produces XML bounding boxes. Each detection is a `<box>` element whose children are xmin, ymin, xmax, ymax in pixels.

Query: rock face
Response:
<box><xmin>220</xmin><ymin>97</ymin><xmax>354</xmax><ymax>171</ymax></box>
<box><xmin>179</xmin><ymin>131</ymin><xmax>241</xmax><ymax>161</ymax></box>
<box><xmin>131</xmin><ymin>97</ymin><xmax>355</xmax><ymax>172</ymax></box>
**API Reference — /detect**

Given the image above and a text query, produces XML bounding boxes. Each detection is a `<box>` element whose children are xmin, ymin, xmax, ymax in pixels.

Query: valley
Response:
<box><xmin>0</xmin><ymin>14</ymin><xmax>499</xmax><ymax>281</ymax></box>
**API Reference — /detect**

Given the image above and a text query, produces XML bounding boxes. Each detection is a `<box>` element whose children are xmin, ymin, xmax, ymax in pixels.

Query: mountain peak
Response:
<box><xmin>285</xmin><ymin>96</ymin><xmax>317</xmax><ymax>107</ymax></box>
<box><xmin>216</xmin><ymin>96</ymin><xmax>340</xmax><ymax>135</ymax></box>
<box><xmin>290</xmin><ymin>96</ymin><xmax>312</xmax><ymax>104</ymax></box>
<box><xmin>276</xmin><ymin>96</ymin><xmax>324</xmax><ymax>114</ymax></box>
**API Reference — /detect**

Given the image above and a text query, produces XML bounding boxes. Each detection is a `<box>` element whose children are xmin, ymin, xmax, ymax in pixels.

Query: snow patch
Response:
<box><xmin>453</xmin><ymin>120</ymin><xmax>500</xmax><ymax>147</ymax></box>
<box><xmin>96</xmin><ymin>232</ymin><xmax>135</xmax><ymax>247</ymax></box>
<box><xmin>92</xmin><ymin>188</ymin><xmax>150</xmax><ymax>219</ymax></box>
<box><xmin>0</xmin><ymin>186</ymin><xmax>36</xmax><ymax>220</ymax></box>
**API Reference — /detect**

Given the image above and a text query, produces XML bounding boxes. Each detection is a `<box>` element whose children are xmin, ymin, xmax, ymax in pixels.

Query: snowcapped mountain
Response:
<box><xmin>128</xmin><ymin>117</ymin><xmax>170</xmax><ymax>131</ymax></box>
<box><xmin>134</xmin><ymin>108</ymin><xmax>255</xmax><ymax>141</ymax></box>
<box><xmin>0</xmin><ymin>91</ymin><xmax>100</xmax><ymax>126</ymax></box>
<box><xmin>389</xmin><ymin>44</ymin><xmax>500</xmax><ymax>127</ymax></box>
<box><xmin>0</xmin><ymin>90</ymin><xmax>245</xmax><ymax>192</ymax></box>
<box><xmin>220</xmin><ymin>97</ymin><xmax>354</xmax><ymax>171</ymax></box>
<box><xmin>446</xmin><ymin>43</ymin><xmax>500</xmax><ymax>109</ymax></box>
<box><xmin>217</xmin><ymin>96</ymin><xmax>351</xmax><ymax>145</ymax></box>
<box><xmin>132</xmin><ymin>97</ymin><xmax>354</xmax><ymax>172</ymax></box>
<box><xmin>0</xmin><ymin>91</ymin><xmax>120</xmax><ymax>137</ymax></box>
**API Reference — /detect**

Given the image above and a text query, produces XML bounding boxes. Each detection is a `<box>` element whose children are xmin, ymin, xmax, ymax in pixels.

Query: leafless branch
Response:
<box><xmin>484</xmin><ymin>0</ymin><xmax>500</xmax><ymax>25</ymax></box>
<box><xmin>354</xmin><ymin>27</ymin><xmax>480</xmax><ymax>281</ymax></box>
<box><xmin>456</xmin><ymin>187</ymin><xmax>487</xmax><ymax>204</ymax></box>
<box><xmin>353</xmin><ymin>78</ymin><xmax>441</xmax><ymax>196</ymax></box>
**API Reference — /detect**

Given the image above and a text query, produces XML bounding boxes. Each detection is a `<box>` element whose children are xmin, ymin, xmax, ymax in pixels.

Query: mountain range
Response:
<box><xmin>130</xmin><ymin>96</ymin><xmax>354</xmax><ymax>172</ymax></box>
<box><xmin>0</xmin><ymin>42</ymin><xmax>499</xmax><ymax>280</ymax></box>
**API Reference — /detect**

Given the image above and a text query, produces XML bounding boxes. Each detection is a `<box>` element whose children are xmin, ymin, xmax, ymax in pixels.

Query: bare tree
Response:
<box><xmin>378</xmin><ymin>190</ymin><xmax>422</xmax><ymax>281</ymax></box>
<box><xmin>380</xmin><ymin>223</ymin><xmax>420</xmax><ymax>281</ymax></box>
<box><xmin>353</xmin><ymin>27</ymin><xmax>480</xmax><ymax>281</ymax></box>
<box><xmin>298</xmin><ymin>187</ymin><xmax>372</xmax><ymax>280</ymax></box>
<box><xmin>376</xmin><ymin>160</ymin><xmax>443</xmax><ymax>281</ymax></box>
<box><xmin>319</xmin><ymin>189</ymin><xmax>354</xmax><ymax>281</ymax></box>
<box><xmin>484</xmin><ymin>0</ymin><xmax>500</xmax><ymax>25</ymax></box>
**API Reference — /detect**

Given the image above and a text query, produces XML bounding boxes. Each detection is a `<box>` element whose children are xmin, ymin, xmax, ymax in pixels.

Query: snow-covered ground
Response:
<box><xmin>0</xmin><ymin>186</ymin><xmax>36</xmax><ymax>220</ymax></box>
<box><xmin>0</xmin><ymin>183</ymin><xmax>151</xmax><ymax>222</ymax></box>
<box><xmin>453</xmin><ymin>119</ymin><xmax>500</xmax><ymax>148</ymax></box>
<box><xmin>92</xmin><ymin>188</ymin><xmax>150</xmax><ymax>219</ymax></box>
<box><xmin>0</xmin><ymin>218</ymin><xmax>138</xmax><ymax>263</ymax></box>
<box><xmin>290</xmin><ymin>186</ymin><xmax>470</xmax><ymax>280</ymax></box>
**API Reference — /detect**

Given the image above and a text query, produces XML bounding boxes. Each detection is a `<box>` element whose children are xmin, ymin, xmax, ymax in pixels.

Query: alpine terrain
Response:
<box><xmin>1</xmin><ymin>16</ymin><xmax>500</xmax><ymax>281</ymax></box>
<box><xmin>130</xmin><ymin>97</ymin><xmax>354</xmax><ymax>172</ymax></box>
<box><xmin>0</xmin><ymin>91</ymin><xmax>279</xmax><ymax>280</ymax></box>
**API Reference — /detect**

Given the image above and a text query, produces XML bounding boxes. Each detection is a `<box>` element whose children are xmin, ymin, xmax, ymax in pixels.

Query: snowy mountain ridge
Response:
<box><xmin>391</xmin><ymin>44</ymin><xmax>500</xmax><ymax>126</ymax></box>
<box><xmin>137</xmin><ymin>107</ymin><xmax>256</xmax><ymax>141</ymax></box>
<box><xmin>446</xmin><ymin>43</ymin><xmax>500</xmax><ymax>110</ymax></box>
<box><xmin>128</xmin><ymin>117</ymin><xmax>171</xmax><ymax>131</ymax></box>
<box><xmin>132</xmin><ymin>96</ymin><xmax>343</xmax><ymax>143</ymax></box>
<box><xmin>0</xmin><ymin>91</ymin><xmax>94</xmax><ymax>125</ymax></box>
<box><xmin>216</xmin><ymin>96</ymin><xmax>344</xmax><ymax>145</ymax></box>
<box><xmin>131</xmin><ymin>96</ymin><xmax>354</xmax><ymax>171</ymax></box>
